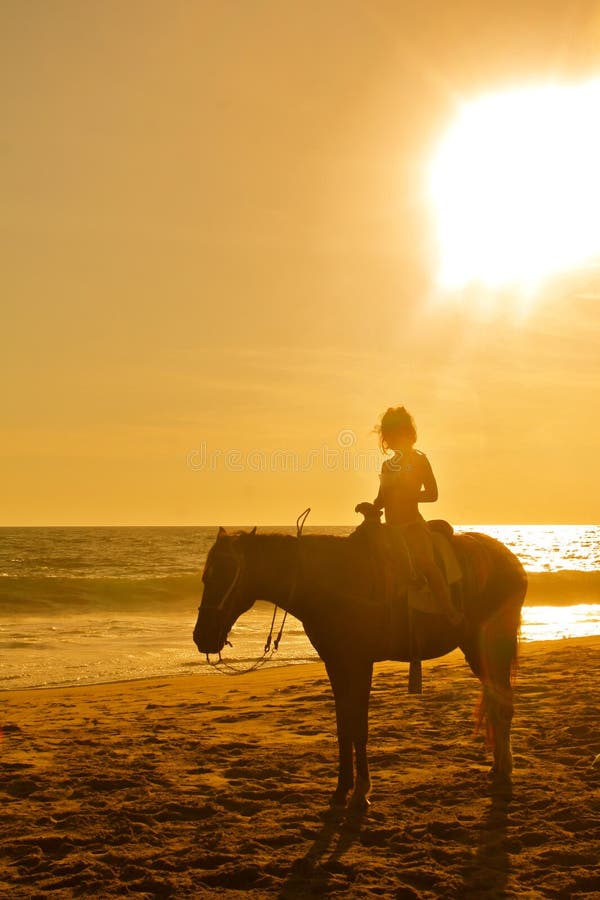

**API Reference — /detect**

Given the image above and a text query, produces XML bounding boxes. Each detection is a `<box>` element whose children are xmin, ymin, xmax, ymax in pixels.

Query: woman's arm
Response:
<box><xmin>373</xmin><ymin>462</ymin><xmax>386</xmax><ymax>510</ymax></box>
<box><xmin>418</xmin><ymin>455</ymin><xmax>438</xmax><ymax>503</ymax></box>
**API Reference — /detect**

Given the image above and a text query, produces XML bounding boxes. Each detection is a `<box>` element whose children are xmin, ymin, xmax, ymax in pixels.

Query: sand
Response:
<box><xmin>1</xmin><ymin>636</ymin><xmax>599</xmax><ymax>899</ymax></box>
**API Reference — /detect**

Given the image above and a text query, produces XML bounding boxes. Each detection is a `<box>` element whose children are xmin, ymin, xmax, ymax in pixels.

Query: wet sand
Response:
<box><xmin>1</xmin><ymin>636</ymin><xmax>599</xmax><ymax>898</ymax></box>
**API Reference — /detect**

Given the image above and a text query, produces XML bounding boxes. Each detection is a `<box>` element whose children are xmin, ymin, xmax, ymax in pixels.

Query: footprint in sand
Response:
<box><xmin>5</xmin><ymin>778</ymin><xmax>40</xmax><ymax>799</ymax></box>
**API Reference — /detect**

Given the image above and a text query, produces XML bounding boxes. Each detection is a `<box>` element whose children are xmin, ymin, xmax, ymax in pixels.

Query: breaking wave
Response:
<box><xmin>0</xmin><ymin>575</ymin><xmax>203</xmax><ymax>616</ymax></box>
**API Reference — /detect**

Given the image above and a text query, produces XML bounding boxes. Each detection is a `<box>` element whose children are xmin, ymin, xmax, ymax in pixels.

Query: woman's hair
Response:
<box><xmin>375</xmin><ymin>406</ymin><xmax>417</xmax><ymax>452</ymax></box>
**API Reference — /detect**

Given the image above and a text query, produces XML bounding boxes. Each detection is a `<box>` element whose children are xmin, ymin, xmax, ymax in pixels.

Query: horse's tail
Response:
<box><xmin>457</xmin><ymin>532</ymin><xmax>527</xmax><ymax>749</ymax></box>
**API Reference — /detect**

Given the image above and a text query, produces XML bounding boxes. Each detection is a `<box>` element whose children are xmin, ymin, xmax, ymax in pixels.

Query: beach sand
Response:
<box><xmin>1</xmin><ymin>636</ymin><xmax>599</xmax><ymax>899</ymax></box>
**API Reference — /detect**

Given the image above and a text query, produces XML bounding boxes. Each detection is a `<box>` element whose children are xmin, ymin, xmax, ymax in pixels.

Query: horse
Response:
<box><xmin>193</xmin><ymin>513</ymin><xmax>527</xmax><ymax>810</ymax></box>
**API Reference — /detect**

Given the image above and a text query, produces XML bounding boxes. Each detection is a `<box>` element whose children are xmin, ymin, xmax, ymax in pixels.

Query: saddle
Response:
<box><xmin>352</xmin><ymin>503</ymin><xmax>463</xmax><ymax>610</ymax></box>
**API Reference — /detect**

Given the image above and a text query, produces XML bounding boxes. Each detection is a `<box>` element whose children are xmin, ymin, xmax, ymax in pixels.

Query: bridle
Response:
<box><xmin>201</xmin><ymin>508</ymin><xmax>311</xmax><ymax>675</ymax></box>
<box><xmin>208</xmin><ymin>550</ymin><xmax>244</xmax><ymax>614</ymax></box>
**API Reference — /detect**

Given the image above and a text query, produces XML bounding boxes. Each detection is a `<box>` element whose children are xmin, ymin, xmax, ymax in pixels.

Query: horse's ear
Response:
<box><xmin>249</xmin><ymin>526</ymin><xmax>257</xmax><ymax>536</ymax></box>
<box><xmin>217</xmin><ymin>526</ymin><xmax>228</xmax><ymax>539</ymax></box>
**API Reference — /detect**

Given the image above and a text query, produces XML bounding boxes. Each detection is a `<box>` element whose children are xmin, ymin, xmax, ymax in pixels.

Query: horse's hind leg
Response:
<box><xmin>479</xmin><ymin>603</ymin><xmax>521</xmax><ymax>780</ymax></box>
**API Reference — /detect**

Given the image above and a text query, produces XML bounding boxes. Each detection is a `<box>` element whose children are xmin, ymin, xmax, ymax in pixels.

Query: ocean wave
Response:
<box><xmin>0</xmin><ymin>575</ymin><xmax>203</xmax><ymax>615</ymax></box>
<box><xmin>526</xmin><ymin>571</ymin><xmax>600</xmax><ymax>605</ymax></box>
<box><xmin>1</xmin><ymin>569</ymin><xmax>599</xmax><ymax>616</ymax></box>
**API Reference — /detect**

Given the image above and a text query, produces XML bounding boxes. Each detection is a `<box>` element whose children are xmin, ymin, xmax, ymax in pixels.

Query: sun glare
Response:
<box><xmin>430</xmin><ymin>80</ymin><xmax>600</xmax><ymax>291</ymax></box>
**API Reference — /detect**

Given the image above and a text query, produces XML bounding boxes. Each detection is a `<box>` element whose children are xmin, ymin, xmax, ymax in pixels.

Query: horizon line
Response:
<box><xmin>0</xmin><ymin>522</ymin><xmax>597</xmax><ymax>528</ymax></box>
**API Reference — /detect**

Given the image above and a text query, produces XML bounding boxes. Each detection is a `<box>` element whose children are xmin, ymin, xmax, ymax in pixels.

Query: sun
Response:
<box><xmin>429</xmin><ymin>80</ymin><xmax>600</xmax><ymax>292</ymax></box>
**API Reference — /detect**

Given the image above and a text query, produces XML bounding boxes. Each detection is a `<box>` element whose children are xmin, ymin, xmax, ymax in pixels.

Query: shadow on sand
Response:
<box><xmin>461</xmin><ymin>779</ymin><xmax>512</xmax><ymax>897</ymax></box>
<box><xmin>279</xmin><ymin>779</ymin><xmax>512</xmax><ymax>899</ymax></box>
<box><xmin>278</xmin><ymin>806</ymin><xmax>366</xmax><ymax>898</ymax></box>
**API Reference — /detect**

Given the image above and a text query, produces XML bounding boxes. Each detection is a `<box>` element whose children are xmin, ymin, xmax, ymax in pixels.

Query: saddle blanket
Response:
<box><xmin>430</xmin><ymin>531</ymin><xmax>462</xmax><ymax>585</ymax></box>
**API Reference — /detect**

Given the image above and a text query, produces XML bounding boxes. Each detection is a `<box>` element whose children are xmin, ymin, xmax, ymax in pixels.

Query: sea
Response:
<box><xmin>1</xmin><ymin>525</ymin><xmax>599</xmax><ymax>691</ymax></box>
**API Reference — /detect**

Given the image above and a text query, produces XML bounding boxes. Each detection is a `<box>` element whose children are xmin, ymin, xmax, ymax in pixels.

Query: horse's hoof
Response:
<box><xmin>488</xmin><ymin>768</ymin><xmax>512</xmax><ymax>798</ymax></box>
<box><xmin>348</xmin><ymin>795</ymin><xmax>371</xmax><ymax>814</ymax></box>
<box><xmin>329</xmin><ymin>790</ymin><xmax>348</xmax><ymax>808</ymax></box>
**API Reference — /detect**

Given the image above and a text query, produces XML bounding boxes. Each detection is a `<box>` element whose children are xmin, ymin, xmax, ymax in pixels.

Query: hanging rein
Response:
<box><xmin>205</xmin><ymin>507</ymin><xmax>311</xmax><ymax>676</ymax></box>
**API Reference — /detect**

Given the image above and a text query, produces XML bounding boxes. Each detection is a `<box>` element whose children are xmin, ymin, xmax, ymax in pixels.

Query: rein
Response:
<box><xmin>206</xmin><ymin>507</ymin><xmax>310</xmax><ymax>676</ymax></box>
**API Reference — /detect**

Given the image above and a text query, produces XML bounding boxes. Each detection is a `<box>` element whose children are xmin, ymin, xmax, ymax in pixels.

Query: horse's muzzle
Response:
<box><xmin>193</xmin><ymin>607</ymin><xmax>228</xmax><ymax>655</ymax></box>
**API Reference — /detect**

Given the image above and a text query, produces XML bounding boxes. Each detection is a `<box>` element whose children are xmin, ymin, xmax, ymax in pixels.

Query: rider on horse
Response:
<box><xmin>372</xmin><ymin>405</ymin><xmax>462</xmax><ymax>625</ymax></box>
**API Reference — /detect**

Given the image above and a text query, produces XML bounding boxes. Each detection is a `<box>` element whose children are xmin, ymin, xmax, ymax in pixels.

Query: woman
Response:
<box><xmin>373</xmin><ymin>405</ymin><xmax>461</xmax><ymax>624</ymax></box>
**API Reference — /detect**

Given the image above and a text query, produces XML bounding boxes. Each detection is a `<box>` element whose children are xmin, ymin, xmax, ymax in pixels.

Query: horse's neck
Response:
<box><xmin>246</xmin><ymin>533</ymin><xmax>350</xmax><ymax>620</ymax></box>
<box><xmin>247</xmin><ymin>535</ymin><xmax>303</xmax><ymax>616</ymax></box>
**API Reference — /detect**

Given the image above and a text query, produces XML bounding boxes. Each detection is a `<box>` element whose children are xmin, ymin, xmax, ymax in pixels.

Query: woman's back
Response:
<box><xmin>379</xmin><ymin>449</ymin><xmax>430</xmax><ymax>525</ymax></box>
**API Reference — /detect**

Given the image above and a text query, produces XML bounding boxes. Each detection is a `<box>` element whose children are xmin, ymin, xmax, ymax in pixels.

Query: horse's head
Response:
<box><xmin>193</xmin><ymin>526</ymin><xmax>256</xmax><ymax>655</ymax></box>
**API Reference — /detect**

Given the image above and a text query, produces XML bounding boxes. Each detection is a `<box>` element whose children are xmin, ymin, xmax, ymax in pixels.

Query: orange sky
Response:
<box><xmin>2</xmin><ymin>1</ymin><xmax>600</xmax><ymax>525</ymax></box>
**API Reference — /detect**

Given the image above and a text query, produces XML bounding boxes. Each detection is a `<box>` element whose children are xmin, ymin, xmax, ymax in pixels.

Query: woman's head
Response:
<box><xmin>376</xmin><ymin>406</ymin><xmax>417</xmax><ymax>452</ymax></box>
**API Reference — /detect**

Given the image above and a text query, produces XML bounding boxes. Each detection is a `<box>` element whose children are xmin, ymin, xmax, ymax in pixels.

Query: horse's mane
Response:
<box><xmin>245</xmin><ymin>531</ymin><xmax>356</xmax><ymax>567</ymax></box>
<box><xmin>249</xmin><ymin>531</ymin><xmax>348</xmax><ymax>542</ymax></box>
<box><xmin>235</xmin><ymin>531</ymin><xmax>351</xmax><ymax>553</ymax></box>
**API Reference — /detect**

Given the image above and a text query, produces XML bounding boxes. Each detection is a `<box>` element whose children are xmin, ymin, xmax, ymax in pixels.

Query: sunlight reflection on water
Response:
<box><xmin>462</xmin><ymin>524</ymin><xmax>600</xmax><ymax>572</ymax></box>
<box><xmin>520</xmin><ymin>603</ymin><xmax>600</xmax><ymax>642</ymax></box>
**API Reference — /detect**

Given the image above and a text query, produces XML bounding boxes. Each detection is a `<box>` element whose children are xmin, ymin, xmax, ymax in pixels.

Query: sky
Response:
<box><xmin>2</xmin><ymin>0</ymin><xmax>600</xmax><ymax>526</ymax></box>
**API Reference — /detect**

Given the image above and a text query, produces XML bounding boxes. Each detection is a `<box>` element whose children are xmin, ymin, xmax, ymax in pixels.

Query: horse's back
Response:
<box><xmin>452</xmin><ymin>530</ymin><xmax>527</xmax><ymax>595</ymax></box>
<box><xmin>301</xmin><ymin>523</ymin><xmax>526</xmax><ymax>665</ymax></box>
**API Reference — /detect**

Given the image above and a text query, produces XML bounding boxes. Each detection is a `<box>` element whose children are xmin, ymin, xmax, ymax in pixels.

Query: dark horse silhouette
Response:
<box><xmin>193</xmin><ymin>513</ymin><xmax>527</xmax><ymax>810</ymax></box>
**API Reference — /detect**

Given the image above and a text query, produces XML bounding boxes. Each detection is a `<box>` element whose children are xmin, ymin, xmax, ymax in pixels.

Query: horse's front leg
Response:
<box><xmin>325</xmin><ymin>659</ymin><xmax>373</xmax><ymax>810</ymax></box>
<box><xmin>325</xmin><ymin>660</ymin><xmax>355</xmax><ymax>807</ymax></box>
<box><xmin>348</xmin><ymin>660</ymin><xmax>373</xmax><ymax>813</ymax></box>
